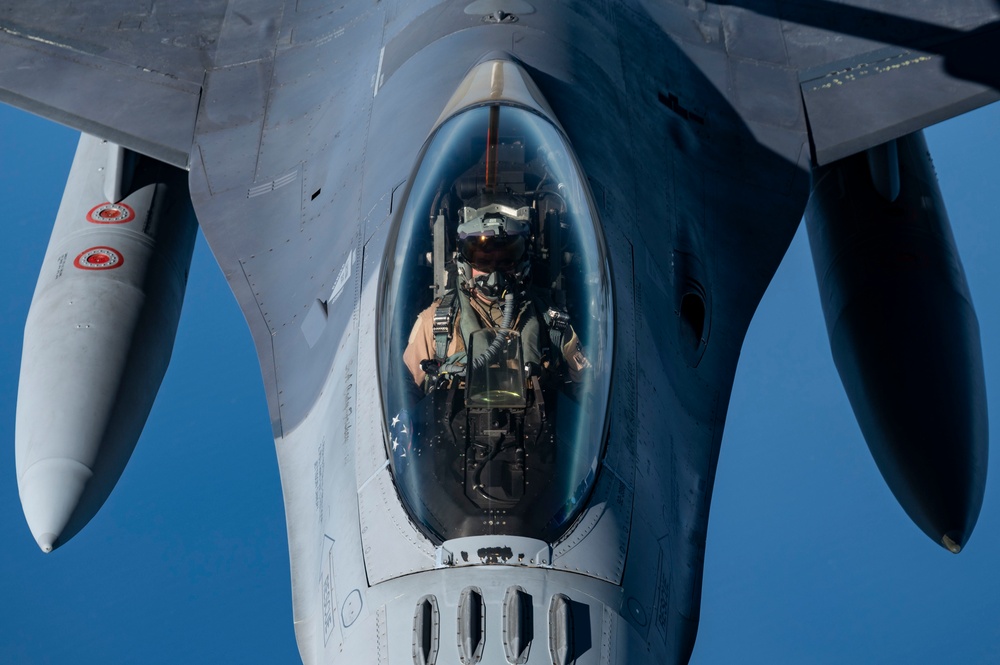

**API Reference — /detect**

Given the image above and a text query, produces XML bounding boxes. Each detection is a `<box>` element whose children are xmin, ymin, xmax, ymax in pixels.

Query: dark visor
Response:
<box><xmin>460</xmin><ymin>234</ymin><xmax>526</xmax><ymax>272</ymax></box>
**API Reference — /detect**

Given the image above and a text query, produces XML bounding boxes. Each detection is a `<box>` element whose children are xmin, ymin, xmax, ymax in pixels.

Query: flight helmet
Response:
<box><xmin>456</xmin><ymin>200</ymin><xmax>532</xmax><ymax>302</ymax></box>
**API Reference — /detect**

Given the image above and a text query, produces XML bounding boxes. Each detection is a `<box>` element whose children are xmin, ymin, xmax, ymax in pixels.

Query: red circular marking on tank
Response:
<box><xmin>86</xmin><ymin>202</ymin><xmax>135</xmax><ymax>224</ymax></box>
<box><xmin>74</xmin><ymin>247</ymin><xmax>124</xmax><ymax>271</ymax></box>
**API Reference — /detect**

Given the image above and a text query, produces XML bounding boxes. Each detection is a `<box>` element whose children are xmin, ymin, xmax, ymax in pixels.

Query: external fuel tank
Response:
<box><xmin>805</xmin><ymin>130</ymin><xmax>987</xmax><ymax>552</ymax></box>
<box><xmin>16</xmin><ymin>134</ymin><xmax>198</xmax><ymax>552</ymax></box>
<box><xmin>806</xmin><ymin>132</ymin><xmax>988</xmax><ymax>552</ymax></box>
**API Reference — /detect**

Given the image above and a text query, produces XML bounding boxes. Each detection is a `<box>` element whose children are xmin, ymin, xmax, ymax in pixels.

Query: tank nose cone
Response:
<box><xmin>18</xmin><ymin>457</ymin><xmax>93</xmax><ymax>553</ymax></box>
<box><xmin>36</xmin><ymin>534</ymin><xmax>57</xmax><ymax>554</ymax></box>
<box><xmin>941</xmin><ymin>532</ymin><xmax>964</xmax><ymax>554</ymax></box>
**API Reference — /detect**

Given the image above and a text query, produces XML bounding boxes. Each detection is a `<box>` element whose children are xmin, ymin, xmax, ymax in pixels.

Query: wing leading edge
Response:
<box><xmin>798</xmin><ymin>18</ymin><xmax>1000</xmax><ymax>164</ymax></box>
<box><xmin>0</xmin><ymin>0</ymin><xmax>230</xmax><ymax>167</ymax></box>
<box><xmin>641</xmin><ymin>0</ymin><xmax>1000</xmax><ymax>167</ymax></box>
<box><xmin>2</xmin><ymin>0</ymin><xmax>997</xmax><ymax>169</ymax></box>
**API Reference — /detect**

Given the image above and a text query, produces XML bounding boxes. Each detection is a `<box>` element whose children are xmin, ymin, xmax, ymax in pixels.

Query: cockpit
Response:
<box><xmin>378</xmin><ymin>102</ymin><xmax>612</xmax><ymax>544</ymax></box>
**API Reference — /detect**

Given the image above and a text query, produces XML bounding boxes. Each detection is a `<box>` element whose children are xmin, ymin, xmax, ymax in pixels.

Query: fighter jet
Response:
<box><xmin>3</xmin><ymin>1</ymin><xmax>999</xmax><ymax>664</ymax></box>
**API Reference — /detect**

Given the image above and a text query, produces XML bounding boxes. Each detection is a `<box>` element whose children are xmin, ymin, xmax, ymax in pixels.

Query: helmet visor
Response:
<box><xmin>460</xmin><ymin>234</ymin><xmax>526</xmax><ymax>273</ymax></box>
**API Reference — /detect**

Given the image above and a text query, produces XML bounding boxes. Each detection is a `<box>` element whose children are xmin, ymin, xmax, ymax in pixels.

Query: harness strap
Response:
<box><xmin>433</xmin><ymin>290</ymin><xmax>458</xmax><ymax>360</ymax></box>
<box><xmin>543</xmin><ymin>306</ymin><xmax>570</xmax><ymax>362</ymax></box>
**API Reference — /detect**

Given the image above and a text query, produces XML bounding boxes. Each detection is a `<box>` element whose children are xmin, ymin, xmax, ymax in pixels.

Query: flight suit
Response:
<box><xmin>403</xmin><ymin>289</ymin><xmax>589</xmax><ymax>386</ymax></box>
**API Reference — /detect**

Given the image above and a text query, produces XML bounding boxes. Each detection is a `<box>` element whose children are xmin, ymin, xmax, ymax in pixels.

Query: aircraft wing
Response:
<box><xmin>643</xmin><ymin>0</ymin><xmax>1000</xmax><ymax>165</ymax></box>
<box><xmin>0</xmin><ymin>0</ymin><xmax>234</xmax><ymax>168</ymax></box>
<box><xmin>1</xmin><ymin>0</ymin><xmax>996</xmax><ymax>169</ymax></box>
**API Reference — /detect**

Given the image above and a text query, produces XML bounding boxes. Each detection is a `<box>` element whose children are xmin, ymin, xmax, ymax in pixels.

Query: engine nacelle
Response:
<box><xmin>805</xmin><ymin>130</ymin><xmax>987</xmax><ymax>552</ymax></box>
<box><xmin>16</xmin><ymin>134</ymin><xmax>197</xmax><ymax>552</ymax></box>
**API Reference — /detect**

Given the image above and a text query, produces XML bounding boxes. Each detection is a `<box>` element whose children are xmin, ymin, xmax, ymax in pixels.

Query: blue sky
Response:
<box><xmin>1</xmin><ymin>100</ymin><xmax>998</xmax><ymax>664</ymax></box>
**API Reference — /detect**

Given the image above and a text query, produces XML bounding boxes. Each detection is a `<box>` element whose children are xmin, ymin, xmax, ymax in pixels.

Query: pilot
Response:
<box><xmin>403</xmin><ymin>198</ymin><xmax>590</xmax><ymax>388</ymax></box>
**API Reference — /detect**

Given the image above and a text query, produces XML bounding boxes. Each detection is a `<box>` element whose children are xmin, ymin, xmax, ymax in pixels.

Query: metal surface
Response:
<box><xmin>3</xmin><ymin>0</ymin><xmax>1000</xmax><ymax>663</ymax></box>
<box><xmin>16</xmin><ymin>133</ymin><xmax>197</xmax><ymax>552</ymax></box>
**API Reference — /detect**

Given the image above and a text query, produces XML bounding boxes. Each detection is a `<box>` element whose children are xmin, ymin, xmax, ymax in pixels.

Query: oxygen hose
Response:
<box><xmin>471</xmin><ymin>292</ymin><xmax>515</xmax><ymax>370</ymax></box>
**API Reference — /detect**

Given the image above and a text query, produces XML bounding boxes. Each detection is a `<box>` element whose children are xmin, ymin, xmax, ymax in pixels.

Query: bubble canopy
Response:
<box><xmin>378</xmin><ymin>103</ymin><xmax>613</xmax><ymax>544</ymax></box>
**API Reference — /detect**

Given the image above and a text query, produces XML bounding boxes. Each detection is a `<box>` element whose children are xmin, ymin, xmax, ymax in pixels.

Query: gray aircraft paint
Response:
<box><xmin>3</xmin><ymin>1</ymin><xmax>1000</xmax><ymax>663</ymax></box>
<box><xmin>17</xmin><ymin>134</ymin><xmax>197</xmax><ymax>553</ymax></box>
